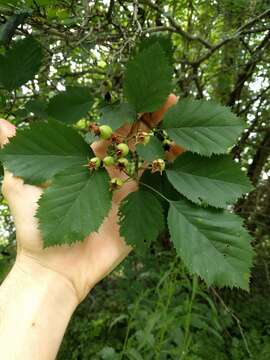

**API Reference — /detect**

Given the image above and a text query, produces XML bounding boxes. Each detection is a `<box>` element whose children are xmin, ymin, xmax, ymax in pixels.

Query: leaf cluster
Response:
<box><xmin>0</xmin><ymin>35</ymin><xmax>254</xmax><ymax>289</ymax></box>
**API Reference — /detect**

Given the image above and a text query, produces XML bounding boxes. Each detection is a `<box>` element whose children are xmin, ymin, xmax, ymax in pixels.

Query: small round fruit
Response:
<box><xmin>116</xmin><ymin>143</ymin><xmax>129</xmax><ymax>157</ymax></box>
<box><xmin>117</xmin><ymin>158</ymin><xmax>129</xmax><ymax>169</ymax></box>
<box><xmin>126</xmin><ymin>162</ymin><xmax>135</xmax><ymax>177</ymax></box>
<box><xmin>163</xmin><ymin>139</ymin><xmax>173</xmax><ymax>151</ymax></box>
<box><xmin>99</xmin><ymin>125</ymin><xmax>113</xmax><ymax>140</ymax></box>
<box><xmin>110</xmin><ymin>177</ymin><xmax>124</xmax><ymax>190</ymax></box>
<box><xmin>103</xmin><ymin>156</ymin><xmax>115</xmax><ymax>166</ymax></box>
<box><xmin>151</xmin><ymin>159</ymin><xmax>165</xmax><ymax>174</ymax></box>
<box><xmin>88</xmin><ymin>157</ymin><xmax>101</xmax><ymax>170</ymax></box>
<box><xmin>136</xmin><ymin>131</ymin><xmax>151</xmax><ymax>145</ymax></box>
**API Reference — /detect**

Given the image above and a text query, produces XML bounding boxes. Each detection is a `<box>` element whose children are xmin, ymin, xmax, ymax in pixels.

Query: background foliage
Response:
<box><xmin>0</xmin><ymin>0</ymin><xmax>270</xmax><ymax>359</ymax></box>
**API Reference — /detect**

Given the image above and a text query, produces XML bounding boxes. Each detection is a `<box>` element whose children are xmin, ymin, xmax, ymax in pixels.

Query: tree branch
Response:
<box><xmin>143</xmin><ymin>0</ymin><xmax>212</xmax><ymax>49</ymax></box>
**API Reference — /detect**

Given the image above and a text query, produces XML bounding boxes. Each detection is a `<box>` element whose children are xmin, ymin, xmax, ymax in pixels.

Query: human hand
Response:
<box><xmin>0</xmin><ymin>94</ymin><xmax>181</xmax><ymax>303</ymax></box>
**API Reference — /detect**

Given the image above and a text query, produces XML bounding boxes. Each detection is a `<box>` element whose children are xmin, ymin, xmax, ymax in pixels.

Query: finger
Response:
<box><xmin>0</xmin><ymin>119</ymin><xmax>17</xmax><ymax>195</ymax></box>
<box><xmin>0</xmin><ymin>119</ymin><xmax>16</xmax><ymax>147</ymax></box>
<box><xmin>150</xmin><ymin>93</ymin><xmax>178</xmax><ymax>125</ymax></box>
<box><xmin>140</xmin><ymin>93</ymin><xmax>178</xmax><ymax>129</ymax></box>
<box><xmin>166</xmin><ymin>143</ymin><xmax>185</xmax><ymax>161</ymax></box>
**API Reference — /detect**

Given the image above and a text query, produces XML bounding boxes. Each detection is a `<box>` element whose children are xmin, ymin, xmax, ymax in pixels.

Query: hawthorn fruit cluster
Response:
<box><xmin>87</xmin><ymin>123</ymin><xmax>167</xmax><ymax>189</ymax></box>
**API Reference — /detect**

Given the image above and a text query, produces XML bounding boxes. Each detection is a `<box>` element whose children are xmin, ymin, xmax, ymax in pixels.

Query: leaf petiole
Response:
<box><xmin>140</xmin><ymin>181</ymin><xmax>170</xmax><ymax>203</ymax></box>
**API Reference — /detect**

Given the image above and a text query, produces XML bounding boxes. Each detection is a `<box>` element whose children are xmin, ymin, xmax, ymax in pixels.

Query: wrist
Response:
<box><xmin>0</xmin><ymin>255</ymin><xmax>79</xmax><ymax>359</ymax></box>
<box><xmin>12</xmin><ymin>254</ymin><xmax>80</xmax><ymax>308</ymax></box>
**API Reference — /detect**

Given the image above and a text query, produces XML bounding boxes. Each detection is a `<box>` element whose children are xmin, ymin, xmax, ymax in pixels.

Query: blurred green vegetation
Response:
<box><xmin>58</xmin><ymin>249</ymin><xmax>270</xmax><ymax>359</ymax></box>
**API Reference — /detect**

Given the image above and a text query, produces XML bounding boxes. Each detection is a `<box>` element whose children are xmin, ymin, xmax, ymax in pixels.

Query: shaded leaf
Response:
<box><xmin>47</xmin><ymin>86</ymin><xmax>93</xmax><ymax>124</ymax></box>
<box><xmin>118</xmin><ymin>189</ymin><xmax>164</xmax><ymax>248</ymax></box>
<box><xmin>168</xmin><ymin>199</ymin><xmax>253</xmax><ymax>289</ymax></box>
<box><xmin>0</xmin><ymin>119</ymin><xmax>91</xmax><ymax>185</ymax></box>
<box><xmin>166</xmin><ymin>153</ymin><xmax>252</xmax><ymax>208</ymax></box>
<box><xmin>138</xmin><ymin>34</ymin><xmax>174</xmax><ymax>64</ymax></box>
<box><xmin>136</xmin><ymin>136</ymin><xmax>164</xmax><ymax>162</ymax></box>
<box><xmin>100</xmin><ymin>102</ymin><xmax>136</xmax><ymax>130</ymax></box>
<box><xmin>37</xmin><ymin>166</ymin><xmax>112</xmax><ymax>246</ymax></box>
<box><xmin>84</xmin><ymin>132</ymin><xmax>98</xmax><ymax>145</ymax></box>
<box><xmin>123</xmin><ymin>43</ymin><xmax>172</xmax><ymax>112</ymax></box>
<box><xmin>162</xmin><ymin>98</ymin><xmax>244</xmax><ymax>156</ymax></box>
<box><xmin>140</xmin><ymin>170</ymin><xmax>180</xmax><ymax>213</ymax></box>
<box><xmin>0</xmin><ymin>37</ymin><xmax>43</xmax><ymax>90</ymax></box>
<box><xmin>25</xmin><ymin>99</ymin><xmax>48</xmax><ymax>118</ymax></box>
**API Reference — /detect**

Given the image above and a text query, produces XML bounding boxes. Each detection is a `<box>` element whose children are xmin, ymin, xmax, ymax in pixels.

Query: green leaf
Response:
<box><xmin>37</xmin><ymin>166</ymin><xmax>112</xmax><ymax>247</ymax></box>
<box><xmin>84</xmin><ymin>132</ymin><xmax>98</xmax><ymax>145</ymax></box>
<box><xmin>47</xmin><ymin>86</ymin><xmax>93</xmax><ymax>124</ymax></box>
<box><xmin>136</xmin><ymin>136</ymin><xmax>164</xmax><ymax>162</ymax></box>
<box><xmin>100</xmin><ymin>102</ymin><xmax>136</xmax><ymax>131</ymax></box>
<box><xmin>166</xmin><ymin>153</ymin><xmax>252</xmax><ymax>208</ymax></box>
<box><xmin>123</xmin><ymin>43</ymin><xmax>173</xmax><ymax>112</ymax></box>
<box><xmin>168</xmin><ymin>199</ymin><xmax>253</xmax><ymax>289</ymax></box>
<box><xmin>140</xmin><ymin>171</ymin><xmax>180</xmax><ymax>201</ymax></box>
<box><xmin>25</xmin><ymin>99</ymin><xmax>48</xmax><ymax>118</ymax></box>
<box><xmin>118</xmin><ymin>189</ymin><xmax>164</xmax><ymax>249</ymax></box>
<box><xmin>140</xmin><ymin>171</ymin><xmax>180</xmax><ymax>214</ymax></box>
<box><xmin>138</xmin><ymin>34</ymin><xmax>174</xmax><ymax>64</ymax></box>
<box><xmin>0</xmin><ymin>37</ymin><xmax>43</xmax><ymax>90</ymax></box>
<box><xmin>0</xmin><ymin>119</ymin><xmax>91</xmax><ymax>185</ymax></box>
<box><xmin>162</xmin><ymin>98</ymin><xmax>244</xmax><ymax>156</ymax></box>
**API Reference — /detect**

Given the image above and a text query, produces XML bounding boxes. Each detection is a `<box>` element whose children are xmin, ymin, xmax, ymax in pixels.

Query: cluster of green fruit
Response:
<box><xmin>87</xmin><ymin>124</ymin><xmax>166</xmax><ymax>190</ymax></box>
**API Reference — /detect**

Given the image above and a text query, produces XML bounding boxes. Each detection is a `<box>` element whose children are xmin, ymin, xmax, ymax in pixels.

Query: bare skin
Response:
<box><xmin>0</xmin><ymin>94</ymin><xmax>181</xmax><ymax>359</ymax></box>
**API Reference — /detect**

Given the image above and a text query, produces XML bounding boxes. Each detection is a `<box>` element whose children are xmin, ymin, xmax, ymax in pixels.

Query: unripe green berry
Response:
<box><xmin>163</xmin><ymin>139</ymin><xmax>173</xmax><ymax>151</ymax></box>
<box><xmin>99</xmin><ymin>125</ymin><xmax>113</xmax><ymax>140</ymax></box>
<box><xmin>103</xmin><ymin>156</ymin><xmax>115</xmax><ymax>166</ymax></box>
<box><xmin>136</xmin><ymin>131</ymin><xmax>151</xmax><ymax>145</ymax></box>
<box><xmin>163</xmin><ymin>139</ymin><xmax>172</xmax><ymax>146</ymax></box>
<box><xmin>110</xmin><ymin>177</ymin><xmax>124</xmax><ymax>190</ymax></box>
<box><xmin>126</xmin><ymin>162</ymin><xmax>136</xmax><ymax>177</ymax></box>
<box><xmin>116</xmin><ymin>143</ymin><xmax>129</xmax><ymax>157</ymax></box>
<box><xmin>88</xmin><ymin>157</ymin><xmax>101</xmax><ymax>170</ymax></box>
<box><xmin>117</xmin><ymin>158</ymin><xmax>129</xmax><ymax>169</ymax></box>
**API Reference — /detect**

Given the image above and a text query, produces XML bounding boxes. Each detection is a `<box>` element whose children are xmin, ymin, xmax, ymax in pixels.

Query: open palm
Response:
<box><xmin>0</xmin><ymin>94</ymin><xmax>179</xmax><ymax>301</ymax></box>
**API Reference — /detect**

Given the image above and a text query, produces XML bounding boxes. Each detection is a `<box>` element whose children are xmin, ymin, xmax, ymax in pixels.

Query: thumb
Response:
<box><xmin>150</xmin><ymin>93</ymin><xmax>178</xmax><ymax>126</ymax></box>
<box><xmin>0</xmin><ymin>119</ymin><xmax>16</xmax><ymax>147</ymax></box>
<box><xmin>140</xmin><ymin>93</ymin><xmax>178</xmax><ymax>128</ymax></box>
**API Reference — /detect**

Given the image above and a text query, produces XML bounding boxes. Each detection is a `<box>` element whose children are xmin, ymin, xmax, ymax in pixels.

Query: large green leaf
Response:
<box><xmin>168</xmin><ymin>199</ymin><xmax>253</xmax><ymax>289</ymax></box>
<box><xmin>136</xmin><ymin>136</ymin><xmax>164</xmax><ymax>162</ymax></box>
<box><xmin>118</xmin><ymin>189</ymin><xmax>164</xmax><ymax>248</ymax></box>
<box><xmin>123</xmin><ymin>43</ymin><xmax>172</xmax><ymax>112</ymax></box>
<box><xmin>162</xmin><ymin>98</ymin><xmax>244</xmax><ymax>156</ymax></box>
<box><xmin>47</xmin><ymin>86</ymin><xmax>93</xmax><ymax>124</ymax></box>
<box><xmin>0</xmin><ymin>119</ymin><xmax>91</xmax><ymax>185</ymax></box>
<box><xmin>166</xmin><ymin>153</ymin><xmax>252</xmax><ymax>208</ymax></box>
<box><xmin>100</xmin><ymin>102</ymin><xmax>136</xmax><ymax>130</ymax></box>
<box><xmin>25</xmin><ymin>99</ymin><xmax>48</xmax><ymax>118</ymax></box>
<box><xmin>138</xmin><ymin>34</ymin><xmax>174</xmax><ymax>64</ymax></box>
<box><xmin>37</xmin><ymin>166</ymin><xmax>112</xmax><ymax>247</ymax></box>
<box><xmin>0</xmin><ymin>37</ymin><xmax>43</xmax><ymax>90</ymax></box>
<box><xmin>140</xmin><ymin>171</ymin><xmax>180</xmax><ymax>213</ymax></box>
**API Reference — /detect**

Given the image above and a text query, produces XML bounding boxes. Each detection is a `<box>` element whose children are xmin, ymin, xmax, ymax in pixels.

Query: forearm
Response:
<box><xmin>0</xmin><ymin>256</ymin><xmax>79</xmax><ymax>360</ymax></box>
